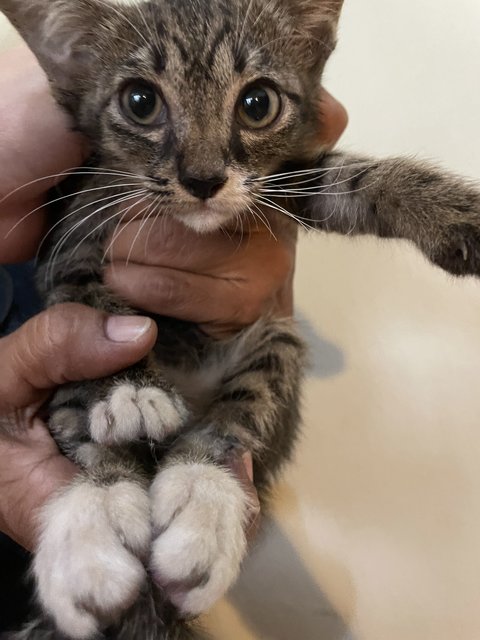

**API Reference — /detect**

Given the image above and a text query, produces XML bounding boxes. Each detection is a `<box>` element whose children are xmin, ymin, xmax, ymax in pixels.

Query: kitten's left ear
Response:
<box><xmin>0</xmin><ymin>0</ymin><xmax>112</xmax><ymax>108</ymax></box>
<box><xmin>287</xmin><ymin>0</ymin><xmax>344</xmax><ymax>66</ymax></box>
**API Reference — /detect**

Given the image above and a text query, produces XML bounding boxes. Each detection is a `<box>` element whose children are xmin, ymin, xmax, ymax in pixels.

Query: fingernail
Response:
<box><xmin>105</xmin><ymin>316</ymin><xmax>152</xmax><ymax>343</ymax></box>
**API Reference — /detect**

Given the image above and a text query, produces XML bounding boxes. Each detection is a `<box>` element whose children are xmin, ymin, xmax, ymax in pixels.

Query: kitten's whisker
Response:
<box><xmin>254</xmin><ymin>196</ymin><xmax>314</xmax><ymax>232</ymax></box>
<box><xmin>102</xmin><ymin>194</ymin><xmax>151</xmax><ymax>264</ymax></box>
<box><xmin>144</xmin><ymin>195</ymin><xmax>166</xmax><ymax>256</ymax></box>
<box><xmin>5</xmin><ymin>182</ymin><xmax>143</xmax><ymax>239</ymax></box>
<box><xmin>258</xmin><ymin>170</ymin><xmax>348</xmax><ymax>189</ymax></box>
<box><xmin>68</xmin><ymin>192</ymin><xmax>150</xmax><ymax>263</ymax></box>
<box><xmin>236</xmin><ymin>0</ymin><xmax>257</xmax><ymax>55</ymax></box>
<box><xmin>125</xmin><ymin>197</ymin><xmax>160</xmax><ymax>266</ymax></box>
<box><xmin>250</xmin><ymin>202</ymin><xmax>278</xmax><ymax>241</ymax></box>
<box><xmin>251</xmin><ymin>161</ymin><xmax>375</xmax><ymax>184</ymax></box>
<box><xmin>257</xmin><ymin>166</ymin><xmax>373</xmax><ymax>197</ymax></box>
<box><xmin>0</xmin><ymin>168</ymin><xmax>146</xmax><ymax>209</ymax></box>
<box><xmin>36</xmin><ymin>189</ymin><xmax>147</xmax><ymax>262</ymax></box>
<box><xmin>46</xmin><ymin>192</ymin><xmax>145</xmax><ymax>286</ymax></box>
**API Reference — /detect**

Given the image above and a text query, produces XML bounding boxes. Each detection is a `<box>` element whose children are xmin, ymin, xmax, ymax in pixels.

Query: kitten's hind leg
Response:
<box><xmin>149</xmin><ymin>321</ymin><xmax>305</xmax><ymax>617</ymax></box>
<box><xmin>33</xmin><ymin>448</ymin><xmax>151</xmax><ymax>640</ymax></box>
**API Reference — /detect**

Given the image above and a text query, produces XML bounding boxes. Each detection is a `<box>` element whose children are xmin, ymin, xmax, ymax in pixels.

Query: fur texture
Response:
<box><xmin>0</xmin><ymin>0</ymin><xmax>479</xmax><ymax>639</ymax></box>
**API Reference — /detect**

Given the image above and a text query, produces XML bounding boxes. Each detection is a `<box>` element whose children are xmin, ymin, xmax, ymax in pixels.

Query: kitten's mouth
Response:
<box><xmin>174</xmin><ymin>200</ymin><xmax>239</xmax><ymax>233</ymax></box>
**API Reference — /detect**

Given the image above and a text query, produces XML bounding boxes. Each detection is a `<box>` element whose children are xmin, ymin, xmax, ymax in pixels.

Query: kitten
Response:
<box><xmin>0</xmin><ymin>0</ymin><xmax>479</xmax><ymax>639</ymax></box>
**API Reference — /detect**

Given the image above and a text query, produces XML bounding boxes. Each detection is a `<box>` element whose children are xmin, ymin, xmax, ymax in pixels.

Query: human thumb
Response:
<box><xmin>0</xmin><ymin>303</ymin><xmax>157</xmax><ymax>412</ymax></box>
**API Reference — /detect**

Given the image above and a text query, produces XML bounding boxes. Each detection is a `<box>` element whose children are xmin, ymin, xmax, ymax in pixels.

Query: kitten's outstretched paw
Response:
<box><xmin>34</xmin><ymin>480</ymin><xmax>151</xmax><ymax>639</ymax></box>
<box><xmin>89</xmin><ymin>384</ymin><xmax>187</xmax><ymax>445</ymax></box>
<box><xmin>150</xmin><ymin>463</ymin><xmax>250</xmax><ymax>617</ymax></box>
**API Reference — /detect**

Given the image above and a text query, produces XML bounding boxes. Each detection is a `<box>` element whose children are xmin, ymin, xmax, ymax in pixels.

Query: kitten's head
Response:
<box><xmin>3</xmin><ymin>0</ymin><xmax>343</xmax><ymax>231</ymax></box>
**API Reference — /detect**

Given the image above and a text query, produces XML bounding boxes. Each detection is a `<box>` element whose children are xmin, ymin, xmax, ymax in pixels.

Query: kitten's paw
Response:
<box><xmin>150</xmin><ymin>463</ymin><xmax>250</xmax><ymax>617</ymax></box>
<box><xmin>89</xmin><ymin>383</ymin><xmax>187</xmax><ymax>445</ymax></box>
<box><xmin>34</xmin><ymin>480</ymin><xmax>151</xmax><ymax>639</ymax></box>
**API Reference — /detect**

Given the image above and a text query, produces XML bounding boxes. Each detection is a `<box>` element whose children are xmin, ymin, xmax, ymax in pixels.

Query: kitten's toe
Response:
<box><xmin>89</xmin><ymin>383</ymin><xmax>187</xmax><ymax>444</ymax></box>
<box><xmin>150</xmin><ymin>463</ymin><xmax>250</xmax><ymax>617</ymax></box>
<box><xmin>34</xmin><ymin>480</ymin><xmax>151</xmax><ymax>638</ymax></box>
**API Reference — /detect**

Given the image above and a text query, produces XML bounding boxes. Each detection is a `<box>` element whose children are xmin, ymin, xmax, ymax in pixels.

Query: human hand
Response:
<box><xmin>0</xmin><ymin>304</ymin><xmax>157</xmax><ymax>550</ymax></box>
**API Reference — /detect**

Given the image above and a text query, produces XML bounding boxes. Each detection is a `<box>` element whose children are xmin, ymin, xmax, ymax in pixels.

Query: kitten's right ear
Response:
<box><xmin>286</xmin><ymin>0</ymin><xmax>344</xmax><ymax>67</ymax></box>
<box><xmin>0</xmin><ymin>0</ymin><xmax>111</xmax><ymax>104</ymax></box>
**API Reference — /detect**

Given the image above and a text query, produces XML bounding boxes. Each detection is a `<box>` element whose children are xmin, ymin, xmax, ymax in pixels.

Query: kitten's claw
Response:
<box><xmin>34</xmin><ymin>480</ymin><xmax>151</xmax><ymax>639</ymax></box>
<box><xmin>150</xmin><ymin>463</ymin><xmax>250</xmax><ymax>617</ymax></box>
<box><xmin>89</xmin><ymin>384</ymin><xmax>187</xmax><ymax>445</ymax></box>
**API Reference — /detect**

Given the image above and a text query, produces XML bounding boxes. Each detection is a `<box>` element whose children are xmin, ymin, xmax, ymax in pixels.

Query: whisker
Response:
<box><xmin>257</xmin><ymin>167</ymin><xmax>374</xmax><ymax>197</ymax></box>
<box><xmin>143</xmin><ymin>194</ymin><xmax>166</xmax><ymax>256</ymax></box>
<box><xmin>251</xmin><ymin>161</ymin><xmax>374</xmax><ymax>184</ymax></box>
<box><xmin>45</xmin><ymin>191</ymin><xmax>145</xmax><ymax>287</ymax></box>
<box><xmin>250</xmin><ymin>202</ymin><xmax>278</xmax><ymax>241</ymax></box>
<box><xmin>254</xmin><ymin>196</ymin><xmax>315</xmax><ymax>232</ymax></box>
<box><xmin>5</xmin><ymin>182</ymin><xmax>143</xmax><ymax>239</ymax></box>
<box><xmin>102</xmin><ymin>194</ymin><xmax>151</xmax><ymax>264</ymax></box>
<box><xmin>125</xmin><ymin>197</ymin><xmax>160</xmax><ymax>266</ymax></box>
<box><xmin>0</xmin><ymin>167</ymin><xmax>147</xmax><ymax>207</ymax></box>
<box><xmin>36</xmin><ymin>189</ymin><xmax>147</xmax><ymax>261</ymax></box>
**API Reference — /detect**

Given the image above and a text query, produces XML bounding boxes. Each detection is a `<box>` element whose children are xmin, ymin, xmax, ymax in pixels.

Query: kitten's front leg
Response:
<box><xmin>42</xmin><ymin>280</ymin><xmax>188</xmax><ymax>446</ymax></box>
<box><xmin>297</xmin><ymin>152</ymin><xmax>480</xmax><ymax>277</ymax></box>
<box><xmin>148</xmin><ymin>321</ymin><xmax>305</xmax><ymax>617</ymax></box>
<box><xmin>33</xmin><ymin>448</ymin><xmax>151</xmax><ymax>639</ymax></box>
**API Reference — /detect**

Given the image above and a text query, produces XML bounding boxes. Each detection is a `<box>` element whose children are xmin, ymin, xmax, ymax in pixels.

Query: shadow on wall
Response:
<box><xmin>297</xmin><ymin>313</ymin><xmax>345</xmax><ymax>380</ymax></box>
<box><xmin>228</xmin><ymin>518</ymin><xmax>354</xmax><ymax>640</ymax></box>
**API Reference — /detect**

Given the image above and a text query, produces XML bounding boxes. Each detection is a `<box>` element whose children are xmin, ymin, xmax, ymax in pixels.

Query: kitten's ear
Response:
<box><xmin>287</xmin><ymin>0</ymin><xmax>344</xmax><ymax>66</ymax></box>
<box><xmin>0</xmin><ymin>0</ymin><xmax>110</xmax><ymax>101</ymax></box>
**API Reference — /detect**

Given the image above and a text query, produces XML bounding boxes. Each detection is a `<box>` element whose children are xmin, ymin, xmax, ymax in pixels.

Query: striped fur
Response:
<box><xmin>1</xmin><ymin>0</ymin><xmax>479</xmax><ymax>638</ymax></box>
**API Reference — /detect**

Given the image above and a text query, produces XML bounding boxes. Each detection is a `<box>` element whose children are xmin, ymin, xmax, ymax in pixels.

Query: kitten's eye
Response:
<box><xmin>120</xmin><ymin>82</ymin><xmax>165</xmax><ymax>126</ymax></box>
<box><xmin>237</xmin><ymin>85</ymin><xmax>281</xmax><ymax>129</ymax></box>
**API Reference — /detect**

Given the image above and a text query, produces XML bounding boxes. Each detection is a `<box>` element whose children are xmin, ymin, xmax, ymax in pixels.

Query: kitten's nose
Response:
<box><xmin>181</xmin><ymin>174</ymin><xmax>227</xmax><ymax>200</ymax></box>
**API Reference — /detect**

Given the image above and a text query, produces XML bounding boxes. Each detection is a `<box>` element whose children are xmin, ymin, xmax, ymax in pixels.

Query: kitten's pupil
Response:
<box><xmin>129</xmin><ymin>85</ymin><xmax>157</xmax><ymax>119</ymax></box>
<box><xmin>238</xmin><ymin>85</ymin><xmax>281</xmax><ymax>129</ymax></box>
<box><xmin>243</xmin><ymin>88</ymin><xmax>270</xmax><ymax>122</ymax></box>
<box><xmin>120</xmin><ymin>81</ymin><xmax>164</xmax><ymax>126</ymax></box>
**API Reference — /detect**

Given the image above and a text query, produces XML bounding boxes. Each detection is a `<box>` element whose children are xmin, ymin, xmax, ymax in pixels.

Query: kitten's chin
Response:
<box><xmin>174</xmin><ymin>208</ymin><xmax>237</xmax><ymax>234</ymax></box>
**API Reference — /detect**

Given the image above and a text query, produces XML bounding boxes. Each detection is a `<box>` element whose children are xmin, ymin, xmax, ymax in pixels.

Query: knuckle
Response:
<box><xmin>25</xmin><ymin>305</ymin><xmax>85</xmax><ymax>384</ymax></box>
<box><xmin>153</xmin><ymin>273</ymin><xmax>182</xmax><ymax>310</ymax></box>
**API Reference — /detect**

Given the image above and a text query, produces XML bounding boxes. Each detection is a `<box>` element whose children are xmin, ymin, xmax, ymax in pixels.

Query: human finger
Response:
<box><xmin>0</xmin><ymin>303</ymin><xmax>157</xmax><ymax>414</ymax></box>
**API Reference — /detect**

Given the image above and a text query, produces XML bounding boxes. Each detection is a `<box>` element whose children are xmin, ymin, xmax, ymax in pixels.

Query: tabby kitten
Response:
<box><xmin>1</xmin><ymin>0</ymin><xmax>479</xmax><ymax>639</ymax></box>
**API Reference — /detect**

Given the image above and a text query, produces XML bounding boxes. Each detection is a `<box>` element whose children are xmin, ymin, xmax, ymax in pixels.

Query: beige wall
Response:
<box><xmin>1</xmin><ymin>1</ymin><xmax>480</xmax><ymax>639</ymax></box>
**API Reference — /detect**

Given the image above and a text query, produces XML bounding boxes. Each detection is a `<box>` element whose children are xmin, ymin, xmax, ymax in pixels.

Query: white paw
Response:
<box><xmin>150</xmin><ymin>463</ymin><xmax>249</xmax><ymax>617</ymax></box>
<box><xmin>89</xmin><ymin>384</ymin><xmax>187</xmax><ymax>445</ymax></box>
<box><xmin>34</xmin><ymin>480</ymin><xmax>151</xmax><ymax>639</ymax></box>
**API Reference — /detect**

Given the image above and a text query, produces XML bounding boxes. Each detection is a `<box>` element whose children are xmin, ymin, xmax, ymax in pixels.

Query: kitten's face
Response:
<box><xmin>4</xmin><ymin>0</ymin><xmax>342</xmax><ymax>232</ymax></box>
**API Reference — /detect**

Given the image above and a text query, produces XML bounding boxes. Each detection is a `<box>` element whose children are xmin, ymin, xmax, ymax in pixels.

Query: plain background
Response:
<box><xmin>1</xmin><ymin>1</ymin><xmax>480</xmax><ymax>638</ymax></box>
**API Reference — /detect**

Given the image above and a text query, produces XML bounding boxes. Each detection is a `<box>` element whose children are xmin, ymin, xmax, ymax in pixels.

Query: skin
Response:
<box><xmin>0</xmin><ymin>45</ymin><xmax>348</xmax><ymax>551</ymax></box>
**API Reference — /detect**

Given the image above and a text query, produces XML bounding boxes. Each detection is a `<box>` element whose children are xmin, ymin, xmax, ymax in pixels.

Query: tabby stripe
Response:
<box><xmin>219</xmin><ymin>388</ymin><xmax>258</xmax><ymax>403</ymax></box>
<box><xmin>206</xmin><ymin>22</ymin><xmax>232</xmax><ymax>69</ymax></box>
<box><xmin>110</xmin><ymin>122</ymin><xmax>158</xmax><ymax>151</ymax></box>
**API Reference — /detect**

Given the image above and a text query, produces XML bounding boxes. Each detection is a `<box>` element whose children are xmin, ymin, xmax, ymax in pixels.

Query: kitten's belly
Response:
<box><xmin>162</xmin><ymin>363</ymin><xmax>225</xmax><ymax>413</ymax></box>
<box><xmin>158</xmin><ymin>321</ymin><xmax>267</xmax><ymax>414</ymax></box>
